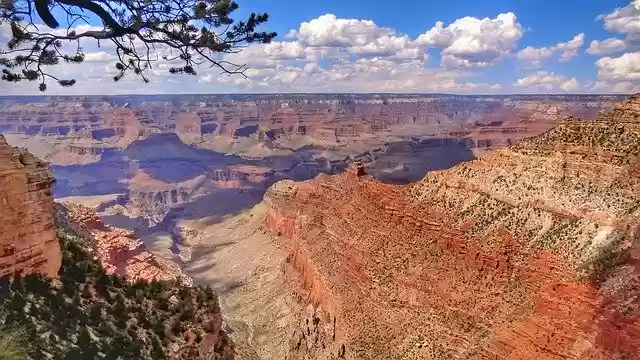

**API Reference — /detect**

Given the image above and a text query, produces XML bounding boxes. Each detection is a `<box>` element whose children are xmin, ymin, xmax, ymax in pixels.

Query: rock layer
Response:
<box><xmin>0</xmin><ymin>134</ymin><xmax>61</xmax><ymax>278</ymax></box>
<box><xmin>54</xmin><ymin>202</ymin><xmax>192</xmax><ymax>285</ymax></box>
<box><xmin>263</xmin><ymin>96</ymin><xmax>640</xmax><ymax>360</ymax></box>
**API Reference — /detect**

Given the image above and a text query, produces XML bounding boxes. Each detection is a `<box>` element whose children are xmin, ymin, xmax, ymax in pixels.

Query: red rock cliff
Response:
<box><xmin>263</xmin><ymin>96</ymin><xmax>640</xmax><ymax>360</ymax></box>
<box><xmin>0</xmin><ymin>134</ymin><xmax>61</xmax><ymax>278</ymax></box>
<box><xmin>54</xmin><ymin>202</ymin><xmax>192</xmax><ymax>285</ymax></box>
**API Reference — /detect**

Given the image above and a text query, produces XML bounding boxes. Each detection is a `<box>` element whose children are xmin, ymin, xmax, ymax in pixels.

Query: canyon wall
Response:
<box><xmin>54</xmin><ymin>202</ymin><xmax>192</xmax><ymax>285</ymax></box>
<box><xmin>262</xmin><ymin>96</ymin><xmax>640</xmax><ymax>360</ymax></box>
<box><xmin>0</xmin><ymin>134</ymin><xmax>61</xmax><ymax>278</ymax></box>
<box><xmin>0</xmin><ymin>94</ymin><xmax>622</xmax><ymax>236</ymax></box>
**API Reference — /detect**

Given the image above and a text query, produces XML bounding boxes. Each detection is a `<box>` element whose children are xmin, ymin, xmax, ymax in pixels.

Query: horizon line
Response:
<box><xmin>0</xmin><ymin>92</ymin><xmax>632</xmax><ymax>97</ymax></box>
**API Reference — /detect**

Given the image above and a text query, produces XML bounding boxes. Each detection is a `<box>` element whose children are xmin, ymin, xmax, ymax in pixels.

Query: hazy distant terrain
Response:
<box><xmin>0</xmin><ymin>93</ymin><xmax>622</xmax><ymax>235</ymax></box>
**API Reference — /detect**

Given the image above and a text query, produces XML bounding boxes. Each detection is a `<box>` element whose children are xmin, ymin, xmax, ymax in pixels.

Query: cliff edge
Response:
<box><xmin>263</xmin><ymin>95</ymin><xmax>640</xmax><ymax>360</ymax></box>
<box><xmin>0</xmin><ymin>134</ymin><xmax>61</xmax><ymax>278</ymax></box>
<box><xmin>54</xmin><ymin>202</ymin><xmax>193</xmax><ymax>285</ymax></box>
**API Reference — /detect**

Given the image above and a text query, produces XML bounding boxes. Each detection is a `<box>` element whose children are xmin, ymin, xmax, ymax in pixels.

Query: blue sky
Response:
<box><xmin>1</xmin><ymin>0</ymin><xmax>639</xmax><ymax>94</ymax></box>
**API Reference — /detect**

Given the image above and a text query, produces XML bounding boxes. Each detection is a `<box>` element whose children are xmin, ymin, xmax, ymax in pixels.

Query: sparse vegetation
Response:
<box><xmin>0</xmin><ymin>229</ymin><xmax>232</xmax><ymax>360</ymax></box>
<box><xmin>0</xmin><ymin>320</ymin><xmax>27</xmax><ymax>360</ymax></box>
<box><xmin>516</xmin><ymin>121</ymin><xmax>640</xmax><ymax>157</ymax></box>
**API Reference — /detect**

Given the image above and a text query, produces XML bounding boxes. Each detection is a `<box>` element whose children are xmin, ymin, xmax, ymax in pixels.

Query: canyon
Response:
<box><xmin>0</xmin><ymin>131</ymin><xmax>192</xmax><ymax>284</ymax></box>
<box><xmin>0</xmin><ymin>94</ymin><xmax>623</xmax><ymax>233</ymax></box>
<box><xmin>0</xmin><ymin>126</ymin><xmax>234</xmax><ymax>360</ymax></box>
<box><xmin>261</xmin><ymin>96</ymin><xmax>640</xmax><ymax>359</ymax></box>
<box><xmin>2</xmin><ymin>93</ymin><xmax>639</xmax><ymax>359</ymax></box>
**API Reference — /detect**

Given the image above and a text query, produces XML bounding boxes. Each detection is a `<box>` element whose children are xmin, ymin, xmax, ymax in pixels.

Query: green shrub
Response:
<box><xmin>0</xmin><ymin>228</ymin><xmax>231</xmax><ymax>360</ymax></box>
<box><xmin>0</xmin><ymin>317</ymin><xmax>27</xmax><ymax>360</ymax></box>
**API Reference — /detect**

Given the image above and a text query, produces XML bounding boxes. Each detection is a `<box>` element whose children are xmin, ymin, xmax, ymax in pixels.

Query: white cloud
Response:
<box><xmin>263</xmin><ymin>41</ymin><xmax>305</xmax><ymax>60</ymax></box>
<box><xmin>560</xmin><ymin>78</ymin><xmax>580</xmax><ymax>91</ymax></box>
<box><xmin>586</xmin><ymin>38</ymin><xmax>627</xmax><ymax>56</ymax></box>
<box><xmin>83</xmin><ymin>52</ymin><xmax>117</xmax><ymax>62</ymax></box>
<box><xmin>515</xmin><ymin>33</ymin><xmax>584</xmax><ymax>64</ymax></box>
<box><xmin>555</xmin><ymin>33</ymin><xmax>585</xmax><ymax>62</ymax></box>
<box><xmin>596</xmin><ymin>52</ymin><xmax>640</xmax><ymax>81</ymax></box>
<box><xmin>592</xmin><ymin>80</ymin><xmax>640</xmax><ymax>93</ymax></box>
<box><xmin>515</xmin><ymin>71</ymin><xmax>581</xmax><ymax>91</ymax></box>
<box><xmin>598</xmin><ymin>2</ymin><xmax>640</xmax><ymax>34</ymax></box>
<box><xmin>516</xmin><ymin>46</ymin><xmax>555</xmax><ymax>61</ymax></box>
<box><xmin>441</xmin><ymin>54</ymin><xmax>492</xmax><ymax>69</ymax></box>
<box><xmin>7</xmin><ymin>10</ymin><xmax>626</xmax><ymax>95</ymax></box>
<box><xmin>285</xmin><ymin>14</ymin><xmax>424</xmax><ymax>61</ymax></box>
<box><xmin>194</xmin><ymin>56</ymin><xmax>502</xmax><ymax>93</ymax></box>
<box><xmin>589</xmin><ymin>2</ymin><xmax>640</xmax><ymax>58</ymax></box>
<box><xmin>291</xmin><ymin>14</ymin><xmax>393</xmax><ymax>47</ymax></box>
<box><xmin>612</xmin><ymin>81</ymin><xmax>640</xmax><ymax>92</ymax></box>
<box><xmin>416</xmin><ymin>12</ymin><xmax>524</xmax><ymax>69</ymax></box>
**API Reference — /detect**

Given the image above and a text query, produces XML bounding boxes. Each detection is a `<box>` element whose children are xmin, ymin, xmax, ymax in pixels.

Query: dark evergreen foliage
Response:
<box><xmin>0</xmin><ymin>230</ymin><xmax>231</xmax><ymax>360</ymax></box>
<box><xmin>0</xmin><ymin>0</ymin><xmax>275</xmax><ymax>91</ymax></box>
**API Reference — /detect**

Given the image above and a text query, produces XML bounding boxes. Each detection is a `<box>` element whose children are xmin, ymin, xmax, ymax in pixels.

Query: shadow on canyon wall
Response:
<box><xmin>50</xmin><ymin>133</ymin><xmax>477</xmax><ymax>233</ymax></box>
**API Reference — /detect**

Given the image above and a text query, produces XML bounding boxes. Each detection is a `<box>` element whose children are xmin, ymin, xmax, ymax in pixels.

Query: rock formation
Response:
<box><xmin>0</xmin><ymin>134</ymin><xmax>61</xmax><ymax>278</ymax></box>
<box><xmin>263</xmin><ymin>95</ymin><xmax>640</xmax><ymax>360</ymax></box>
<box><xmin>0</xmin><ymin>94</ymin><xmax>623</xmax><ymax>236</ymax></box>
<box><xmin>54</xmin><ymin>202</ymin><xmax>192</xmax><ymax>285</ymax></box>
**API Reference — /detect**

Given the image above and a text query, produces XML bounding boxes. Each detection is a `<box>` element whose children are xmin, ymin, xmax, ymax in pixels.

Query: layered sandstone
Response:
<box><xmin>263</xmin><ymin>96</ymin><xmax>640</xmax><ymax>360</ymax></box>
<box><xmin>0</xmin><ymin>94</ymin><xmax>622</xmax><ymax>235</ymax></box>
<box><xmin>54</xmin><ymin>202</ymin><xmax>192</xmax><ymax>285</ymax></box>
<box><xmin>0</xmin><ymin>134</ymin><xmax>61</xmax><ymax>278</ymax></box>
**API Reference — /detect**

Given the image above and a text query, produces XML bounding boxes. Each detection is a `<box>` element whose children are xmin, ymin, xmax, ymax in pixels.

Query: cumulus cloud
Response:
<box><xmin>286</xmin><ymin>14</ymin><xmax>420</xmax><ymax>60</ymax></box>
<box><xmin>515</xmin><ymin>33</ymin><xmax>584</xmax><ymax>65</ymax></box>
<box><xmin>83</xmin><ymin>52</ymin><xmax>118</xmax><ymax>62</ymax></box>
<box><xmin>516</xmin><ymin>47</ymin><xmax>554</xmax><ymax>62</ymax></box>
<box><xmin>592</xmin><ymin>80</ymin><xmax>640</xmax><ymax>93</ymax></box>
<box><xmin>595</xmin><ymin>52</ymin><xmax>640</xmax><ymax>82</ymax></box>
<box><xmin>555</xmin><ymin>33</ymin><xmax>585</xmax><ymax>62</ymax></box>
<box><xmin>6</xmin><ymin>10</ymin><xmax>623</xmax><ymax>94</ymax></box>
<box><xmin>586</xmin><ymin>38</ymin><xmax>627</xmax><ymax>56</ymax></box>
<box><xmin>514</xmin><ymin>71</ymin><xmax>581</xmax><ymax>91</ymax></box>
<box><xmin>598</xmin><ymin>2</ymin><xmax>640</xmax><ymax>34</ymax></box>
<box><xmin>193</xmin><ymin>56</ymin><xmax>502</xmax><ymax>93</ymax></box>
<box><xmin>589</xmin><ymin>2</ymin><xmax>640</xmax><ymax>59</ymax></box>
<box><xmin>416</xmin><ymin>12</ymin><xmax>524</xmax><ymax>69</ymax></box>
<box><xmin>560</xmin><ymin>78</ymin><xmax>581</xmax><ymax>91</ymax></box>
<box><xmin>591</xmin><ymin>2</ymin><xmax>640</xmax><ymax>96</ymax></box>
<box><xmin>289</xmin><ymin>14</ymin><xmax>393</xmax><ymax>47</ymax></box>
<box><xmin>263</xmin><ymin>41</ymin><xmax>305</xmax><ymax>60</ymax></box>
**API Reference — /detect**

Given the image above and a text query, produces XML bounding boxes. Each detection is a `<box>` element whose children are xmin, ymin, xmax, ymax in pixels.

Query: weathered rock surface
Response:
<box><xmin>263</xmin><ymin>95</ymin><xmax>640</xmax><ymax>360</ymax></box>
<box><xmin>0</xmin><ymin>134</ymin><xmax>61</xmax><ymax>278</ymax></box>
<box><xmin>54</xmin><ymin>201</ymin><xmax>192</xmax><ymax>285</ymax></box>
<box><xmin>0</xmin><ymin>94</ymin><xmax>622</xmax><ymax>236</ymax></box>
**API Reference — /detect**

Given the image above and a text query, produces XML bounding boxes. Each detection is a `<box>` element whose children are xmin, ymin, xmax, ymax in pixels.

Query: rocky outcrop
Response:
<box><xmin>263</xmin><ymin>96</ymin><xmax>640</xmax><ymax>360</ymax></box>
<box><xmin>0</xmin><ymin>134</ymin><xmax>61</xmax><ymax>278</ymax></box>
<box><xmin>54</xmin><ymin>202</ymin><xmax>192</xmax><ymax>285</ymax></box>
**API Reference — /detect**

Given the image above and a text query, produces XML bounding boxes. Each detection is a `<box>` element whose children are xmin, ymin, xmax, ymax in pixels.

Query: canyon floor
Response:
<box><xmin>138</xmin><ymin>204</ymin><xmax>297</xmax><ymax>360</ymax></box>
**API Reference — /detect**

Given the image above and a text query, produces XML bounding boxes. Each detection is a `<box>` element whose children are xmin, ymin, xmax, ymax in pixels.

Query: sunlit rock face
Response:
<box><xmin>0</xmin><ymin>134</ymin><xmax>61</xmax><ymax>278</ymax></box>
<box><xmin>54</xmin><ymin>202</ymin><xmax>192</xmax><ymax>285</ymax></box>
<box><xmin>0</xmin><ymin>94</ymin><xmax>621</xmax><ymax>231</ymax></box>
<box><xmin>261</xmin><ymin>96</ymin><xmax>640</xmax><ymax>360</ymax></box>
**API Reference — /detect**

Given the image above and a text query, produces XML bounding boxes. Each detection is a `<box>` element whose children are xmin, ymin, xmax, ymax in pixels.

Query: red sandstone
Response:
<box><xmin>55</xmin><ymin>202</ymin><xmax>191</xmax><ymax>285</ymax></box>
<box><xmin>0</xmin><ymin>135</ymin><xmax>61</xmax><ymax>278</ymax></box>
<box><xmin>263</xmin><ymin>96</ymin><xmax>640</xmax><ymax>360</ymax></box>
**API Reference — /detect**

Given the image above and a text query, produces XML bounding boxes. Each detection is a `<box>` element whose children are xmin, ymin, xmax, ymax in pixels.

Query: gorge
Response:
<box><xmin>2</xmin><ymin>93</ymin><xmax>640</xmax><ymax>359</ymax></box>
